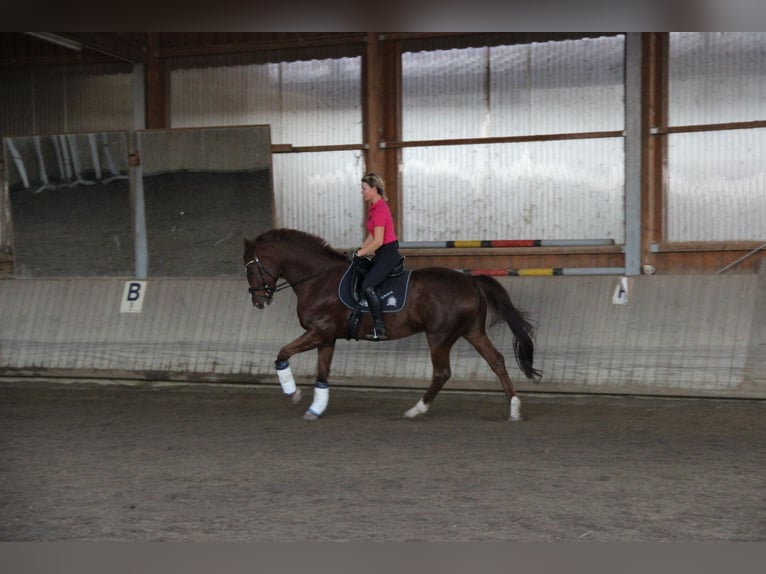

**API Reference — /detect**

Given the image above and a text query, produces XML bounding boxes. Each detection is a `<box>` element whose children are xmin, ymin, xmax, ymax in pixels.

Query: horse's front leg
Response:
<box><xmin>274</xmin><ymin>330</ymin><xmax>324</xmax><ymax>405</ymax></box>
<box><xmin>303</xmin><ymin>341</ymin><xmax>336</xmax><ymax>421</ymax></box>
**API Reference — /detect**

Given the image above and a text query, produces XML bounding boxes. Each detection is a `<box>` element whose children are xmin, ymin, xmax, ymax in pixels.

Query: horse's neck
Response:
<box><xmin>280</xmin><ymin>252</ymin><xmax>340</xmax><ymax>285</ymax></box>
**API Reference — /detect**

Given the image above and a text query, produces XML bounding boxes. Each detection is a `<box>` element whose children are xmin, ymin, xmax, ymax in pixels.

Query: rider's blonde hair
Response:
<box><xmin>361</xmin><ymin>172</ymin><xmax>387</xmax><ymax>201</ymax></box>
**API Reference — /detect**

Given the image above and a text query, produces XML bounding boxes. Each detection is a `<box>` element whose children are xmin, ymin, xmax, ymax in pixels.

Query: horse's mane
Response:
<box><xmin>254</xmin><ymin>228</ymin><xmax>348</xmax><ymax>263</ymax></box>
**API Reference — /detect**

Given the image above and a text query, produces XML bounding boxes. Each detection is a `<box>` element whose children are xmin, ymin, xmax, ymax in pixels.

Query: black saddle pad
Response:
<box><xmin>338</xmin><ymin>262</ymin><xmax>412</xmax><ymax>312</ymax></box>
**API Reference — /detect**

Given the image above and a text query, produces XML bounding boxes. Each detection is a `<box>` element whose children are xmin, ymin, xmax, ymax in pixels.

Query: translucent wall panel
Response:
<box><xmin>170</xmin><ymin>63</ymin><xmax>276</xmax><ymax>129</ymax></box>
<box><xmin>669</xmin><ymin>32</ymin><xmax>766</xmax><ymax>126</ymax></box>
<box><xmin>279</xmin><ymin>58</ymin><xmax>362</xmax><ymax>146</ymax></box>
<box><xmin>402</xmin><ymin>139</ymin><xmax>624</xmax><ymax>242</ymax></box>
<box><xmin>170</xmin><ymin>56</ymin><xmax>362</xmax><ymax>147</ymax></box>
<box><xmin>402</xmin><ymin>47</ymin><xmax>489</xmax><ymax>140</ymax></box>
<box><xmin>490</xmin><ymin>37</ymin><xmax>624</xmax><ymax>136</ymax></box>
<box><xmin>0</xmin><ymin>70</ymin><xmax>39</xmax><ymax>137</ymax></box>
<box><xmin>0</xmin><ymin>67</ymin><xmax>133</xmax><ymax>137</ymax></box>
<box><xmin>402</xmin><ymin>36</ymin><xmax>624</xmax><ymax>141</ymax></box>
<box><xmin>667</xmin><ymin>129</ymin><xmax>766</xmax><ymax>242</ymax></box>
<box><xmin>66</xmin><ymin>71</ymin><xmax>134</xmax><ymax>133</ymax></box>
<box><xmin>272</xmin><ymin>151</ymin><xmax>366</xmax><ymax>247</ymax></box>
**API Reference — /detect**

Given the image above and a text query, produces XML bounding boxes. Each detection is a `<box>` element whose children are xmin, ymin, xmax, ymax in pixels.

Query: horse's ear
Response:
<box><xmin>243</xmin><ymin>238</ymin><xmax>251</xmax><ymax>249</ymax></box>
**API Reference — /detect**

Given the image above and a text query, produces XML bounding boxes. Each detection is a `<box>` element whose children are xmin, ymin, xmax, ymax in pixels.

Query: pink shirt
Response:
<box><xmin>366</xmin><ymin>199</ymin><xmax>398</xmax><ymax>244</ymax></box>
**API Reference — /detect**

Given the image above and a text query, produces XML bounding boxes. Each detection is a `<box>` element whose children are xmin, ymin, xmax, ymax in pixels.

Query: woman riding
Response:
<box><xmin>354</xmin><ymin>173</ymin><xmax>401</xmax><ymax>341</ymax></box>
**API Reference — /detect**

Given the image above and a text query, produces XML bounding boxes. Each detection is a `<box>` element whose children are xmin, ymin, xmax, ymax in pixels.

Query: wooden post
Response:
<box><xmin>364</xmin><ymin>33</ymin><xmax>403</xmax><ymax>236</ymax></box>
<box><xmin>642</xmin><ymin>33</ymin><xmax>669</xmax><ymax>269</ymax></box>
<box><xmin>145</xmin><ymin>33</ymin><xmax>169</xmax><ymax>129</ymax></box>
<box><xmin>364</xmin><ymin>33</ymin><xmax>384</xmax><ymax>174</ymax></box>
<box><xmin>381</xmin><ymin>37</ymin><xmax>402</xmax><ymax>237</ymax></box>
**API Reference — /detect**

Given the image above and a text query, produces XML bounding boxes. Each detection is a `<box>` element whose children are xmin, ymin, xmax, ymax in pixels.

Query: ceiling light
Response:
<box><xmin>25</xmin><ymin>32</ymin><xmax>83</xmax><ymax>52</ymax></box>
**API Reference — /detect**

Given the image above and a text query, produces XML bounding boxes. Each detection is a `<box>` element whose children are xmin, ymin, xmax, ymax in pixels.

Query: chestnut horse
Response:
<box><xmin>243</xmin><ymin>228</ymin><xmax>541</xmax><ymax>421</ymax></box>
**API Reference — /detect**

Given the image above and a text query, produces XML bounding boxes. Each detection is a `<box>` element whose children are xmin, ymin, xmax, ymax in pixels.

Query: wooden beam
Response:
<box><xmin>65</xmin><ymin>33</ymin><xmax>146</xmax><ymax>63</ymax></box>
<box><xmin>383</xmin><ymin>130</ymin><xmax>624</xmax><ymax>149</ymax></box>
<box><xmin>157</xmin><ymin>33</ymin><xmax>367</xmax><ymax>59</ymax></box>
<box><xmin>656</xmin><ymin>120</ymin><xmax>766</xmax><ymax>134</ymax></box>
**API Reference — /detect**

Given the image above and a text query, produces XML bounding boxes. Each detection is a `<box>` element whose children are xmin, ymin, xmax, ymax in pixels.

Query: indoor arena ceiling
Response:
<box><xmin>1</xmin><ymin>32</ymin><xmax>616</xmax><ymax>67</ymax></box>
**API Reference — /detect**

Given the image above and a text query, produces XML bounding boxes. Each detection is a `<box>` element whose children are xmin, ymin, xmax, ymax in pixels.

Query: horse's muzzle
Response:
<box><xmin>250</xmin><ymin>296</ymin><xmax>268</xmax><ymax>309</ymax></box>
<box><xmin>249</xmin><ymin>286</ymin><xmax>273</xmax><ymax>309</ymax></box>
<box><xmin>250</xmin><ymin>293</ymin><xmax>273</xmax><ymax>309</ymax></box>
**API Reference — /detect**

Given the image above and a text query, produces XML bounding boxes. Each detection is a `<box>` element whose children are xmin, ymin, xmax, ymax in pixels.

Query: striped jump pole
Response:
<box><xmin>399</xmin><ymin>239</ymin><xmax>615</xmax><ymax>248</ymax></box>
<box><xmin>457</xmin><ymin>267</ymin><xmax>626</xmax><ymax>276</ymax></box>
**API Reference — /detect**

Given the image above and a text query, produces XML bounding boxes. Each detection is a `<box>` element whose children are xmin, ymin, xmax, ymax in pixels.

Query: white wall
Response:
<box><xmin>1</xmin><ymin>274</ymin><xmax>763</xmax><ymax>398</ymax></box>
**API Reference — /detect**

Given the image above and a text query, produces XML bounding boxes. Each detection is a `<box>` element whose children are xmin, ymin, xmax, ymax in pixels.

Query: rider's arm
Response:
<box><xmin>357</xmin><ymin>226</ymin><xmax>384</xmax><ymax>257</ymax></box>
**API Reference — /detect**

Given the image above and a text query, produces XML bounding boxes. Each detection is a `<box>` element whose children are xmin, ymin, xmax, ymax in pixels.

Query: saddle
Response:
<box><xmin>338</xmin><ymin>257</ymin><xmax>412</xmax><ymax>340</ymax></box>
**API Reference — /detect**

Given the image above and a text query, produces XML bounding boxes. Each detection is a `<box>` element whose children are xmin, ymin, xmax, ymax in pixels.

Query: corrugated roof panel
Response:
<box><xmin>491</xmin><ymin>36</ymin><xmax>624</xmax><ymax>136</ymax></box>
<box><xmin>669</xmin><ymin>32</ymin><xmax>766</xmax><ymax>126</ymax></box>
<box><xmin>401</xmin><ymin>36</ymin><xmax>626</xmax><ymax>243</ymax></box>
<box><xmin>667</xmin><ymin>129</ymin><xmax>766</xmax><ymax>242</ymax></box>
<box><xmin>170</xmin><ymin>56</ymin><xmax>361</xmax><ymax>147</ymax></box>
<box><xmin>403</xmin><ymin>36</ymin><xmax>624</xmax><ymax>141</ymax></box>
<box><xmin>402</xmin><ymin>139</ymin><xmax>624</xmax><ymax>242</ymax></box>
<box><xmin>272</xmin><ymin>151</ymin><xmax>365</xmax><ymax>248</ymax></box>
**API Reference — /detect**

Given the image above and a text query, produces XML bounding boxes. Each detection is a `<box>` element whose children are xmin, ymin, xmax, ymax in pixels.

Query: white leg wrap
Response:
<box><xmin>404</xmin><ymin>399</ymin><xmax>429</xmax><ymax>418</ymax></box>
<box><xmin>509</xmin><ymin>396</ymin><xmax>522</xmax><ymax>421</ymax></box>
<box><xmin>307</xmin><ymin>383</ymin><xmax>329</xmax><ymax>417</ymax></box>
<box><xmin>276</xmin><ymin>364</ymin><xmax>297</xmax><ymax>395</ymax></box>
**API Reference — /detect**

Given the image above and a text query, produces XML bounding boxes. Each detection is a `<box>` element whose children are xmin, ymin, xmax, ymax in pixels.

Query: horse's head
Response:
<box><xmin>243</xmin><ymin>229</ymin><xmax>347</xmax><ymax>309</ymax></box>
<box><xmin>243</xmin><ymin>238</ymin><xmax>278</xmax><ymax>309</ymax></box>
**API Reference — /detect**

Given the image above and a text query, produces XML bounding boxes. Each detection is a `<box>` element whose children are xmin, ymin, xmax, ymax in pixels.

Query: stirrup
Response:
<box><xmin>366</xmin><ymin>327</ymin><xmax>388</xmax><ymax>341</ymax></box>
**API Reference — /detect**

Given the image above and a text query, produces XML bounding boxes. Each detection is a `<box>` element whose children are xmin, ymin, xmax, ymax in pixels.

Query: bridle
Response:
<box><xmin>244</xmin><ymin>254</ymin><xmax>286</xmax><ymax>301</ymax></box>
<box><xmin>244</xmin><ymin>250</ymin><xmax>324</xmax><ymax>301</ymax></box>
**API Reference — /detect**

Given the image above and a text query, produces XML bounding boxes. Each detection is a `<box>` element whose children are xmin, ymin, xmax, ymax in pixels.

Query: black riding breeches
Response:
<box><xmin>361</xmin><ymin>241</ymin><xmax>401</xmax><ymax>292</ymax></box>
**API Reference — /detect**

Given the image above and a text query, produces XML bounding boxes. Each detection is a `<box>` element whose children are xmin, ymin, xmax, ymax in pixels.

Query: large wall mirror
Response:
<box><xmin>3</xmin><ymin>131</ymin><xmax>132</xmax><ymax>277</ymax></box>
<box><xmin>138</xmin><ymin>125</ymin><xmax>273</xmax><ymax>277</ymax></box>
<box><xmin>3</xmin><ymin>125</ymin><xmax>273</xmax><ymax>278</ymax></box>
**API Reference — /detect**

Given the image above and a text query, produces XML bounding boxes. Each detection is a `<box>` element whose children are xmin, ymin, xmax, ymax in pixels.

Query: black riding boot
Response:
<box><xmin>363</xmin><ymin>287</ymin><xmax>388</xmax><ymax>341</ymax></box>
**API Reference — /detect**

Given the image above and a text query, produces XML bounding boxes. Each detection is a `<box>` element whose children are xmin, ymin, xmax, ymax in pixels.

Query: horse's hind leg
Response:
<box><xmin>405</xmin><ymin>333</ymin><xmax>456</xmax><ymax>418</ymax></box>
<box><xmin>464</xmin><ymin>331</ymin><xmax>522</xmax><ymax>422</ymax></box>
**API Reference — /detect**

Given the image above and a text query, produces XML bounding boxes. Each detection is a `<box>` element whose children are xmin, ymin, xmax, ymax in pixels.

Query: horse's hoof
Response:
<box><xmin>290</xmin><ymin>388</ymin><xmax>302</xmax><ymax>404</ymax></box>
<box><xmin>404</xmin><ymin>399</ymin><xmax>428</xmax><ymax>418</ymax></box>
<box><xmin>303</xmin><ymin>410</ymin><xmax>319</xmax><ymax>421</ymax></box>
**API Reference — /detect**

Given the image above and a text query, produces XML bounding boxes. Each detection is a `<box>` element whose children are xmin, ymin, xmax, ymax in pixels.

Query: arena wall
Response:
<box><xmin>1</xmin><ymin>274</ymin><xmax>764</xmax><ymax>398</ymax></box>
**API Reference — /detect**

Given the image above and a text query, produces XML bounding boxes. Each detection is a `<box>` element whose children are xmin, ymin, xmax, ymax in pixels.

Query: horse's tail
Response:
<box><xmin>472</xmin><ymin>275</ymin><xmax>542</xmax><ymax>380</ymax></box>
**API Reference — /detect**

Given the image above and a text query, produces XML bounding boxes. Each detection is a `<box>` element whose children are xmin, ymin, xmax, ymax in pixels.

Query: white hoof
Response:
<box><xmin>508</xmin><ymin>396</ymin><xmax>522</xmax><ymax>421</ymax></box>
<box><xmin>404</xmin><ymin>399</ymin><xmax>429</xmax><ymax>418</ymax></box>
<box><xmin>303</xmin><ymin>410</ymin><xmax>319</xmax><ymax>421</ymax></box>
<box><xmin>289</xmin><ymin>388</ymin><xmax>302</xmax><ymax>404</ymax></box>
